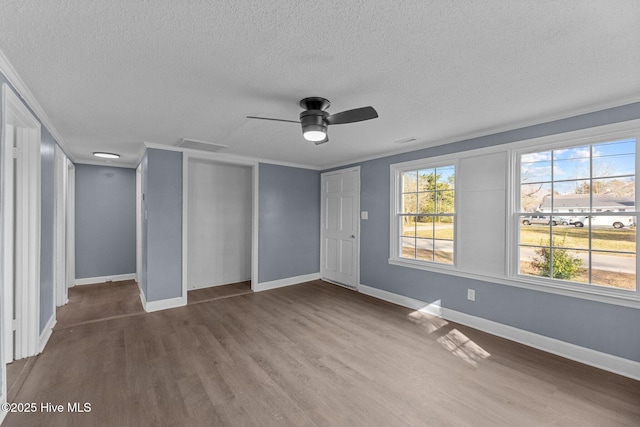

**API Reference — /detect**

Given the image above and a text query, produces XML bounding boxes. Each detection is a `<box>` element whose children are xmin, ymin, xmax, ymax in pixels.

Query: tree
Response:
<box><xmin>401</xmin><ymin>170</ymin><xmax>455</xmax><ymax>226</ymax></box>
<box><xmin>521</xmin><ymin>183</ymin><xmax>546</xmax><ymax>211</ymax></box>
<box><xmin>530</xmin><ymin>237</ymin><xmax>582</xmax><ymax>280</ymax></box>
<box><xmin>573</xmin><ymin>178</ymin><xmax>634</xmax><ymax>197</ymax></box>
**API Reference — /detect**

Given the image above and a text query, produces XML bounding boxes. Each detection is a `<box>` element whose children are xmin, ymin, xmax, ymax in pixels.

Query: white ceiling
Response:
<box><xmin>1</xmin><ymin>1</ymin><xmax>640</xmax><ymax>169</ymax></box>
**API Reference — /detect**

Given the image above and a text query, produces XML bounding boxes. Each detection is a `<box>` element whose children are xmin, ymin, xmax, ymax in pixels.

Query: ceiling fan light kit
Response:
<box><xmin>300</xmin><ymin>98</ymin><xmax>330</xmax><ymax>142</ymax></box>
<box><xmin>247</xmin><ymin>96</ymin><xmax>378</xmax><ymax>145</ymax></box>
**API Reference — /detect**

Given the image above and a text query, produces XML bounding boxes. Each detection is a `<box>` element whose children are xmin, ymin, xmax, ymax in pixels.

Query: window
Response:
<box><xmin>391</xmin><ymin>161</ymin><xmax>456</xmax><ymax>266</ymax></box>
<box><xmin>517</xmin><ymin>138</ymin><xmax>637</xmax><ymax>292</ymax></box>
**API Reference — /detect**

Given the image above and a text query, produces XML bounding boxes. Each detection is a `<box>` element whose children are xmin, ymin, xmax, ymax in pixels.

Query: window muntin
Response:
<box><xmin>397</xmin><ymin>165</ymin><xmax>455</xmax><ymax>265</ymax></box>
<box><xmin>518</xmin><ymin>138</ymin><xmax>637</xmax><ymax>291</ymax></box>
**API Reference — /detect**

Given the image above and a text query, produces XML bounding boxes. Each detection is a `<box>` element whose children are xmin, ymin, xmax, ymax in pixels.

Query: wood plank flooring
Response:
<box><xmin>55</xmin><ymin>280</ymin><xmax>143</xmax><ymax>329</ymax></box>
<box><xmin>187</xmin><ymin>281</ymin><xmax>252</xmax><ymax>305</ymax></box>
<box><xmin>4</xmin><ymin>280</ymin><xmax>639</xmax><ymax>426</ymax></box>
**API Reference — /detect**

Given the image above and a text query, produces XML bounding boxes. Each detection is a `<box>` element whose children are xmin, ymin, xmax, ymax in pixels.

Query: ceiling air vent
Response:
<box><xmin>177</xmin><ymin>138</ymin><xmax>228</xmax><ymax>153</ymax></box>
<box><xmin>393</xmin><ymin>137</ymin><xmax>418</xmax><ymax>145</ymax></box>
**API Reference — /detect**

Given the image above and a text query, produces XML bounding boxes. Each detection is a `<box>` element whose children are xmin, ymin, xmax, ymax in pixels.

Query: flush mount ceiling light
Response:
<box><xmin>93</xmin><ymin>152</ymin><xmax>120</xmax><ymax>159</ymax></box>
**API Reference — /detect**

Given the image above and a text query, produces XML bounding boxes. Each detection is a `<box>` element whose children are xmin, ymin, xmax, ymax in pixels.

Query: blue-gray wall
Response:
<box><xmin>258</xmin><ymin>163</ymin><xmax>320</xmax><ymax>283</ymax></box>
<box><xmin>75</xmin><ymin>164</ymin><xmax>136</xmax><ymax>279</ymax></box>
<box><xmin>142</xmin><ymin>149</ymin><xmax>182</xmax><ymax>302</ymax></box>
<box><xmin>332</xmin><ymin>102</ymin><xmax>640</xmax><ymax>362</ymax></box>
<box><xmin>0</xmin><ymin>72</ymin><xmax>59</xmax><ymax>334</ymax></box>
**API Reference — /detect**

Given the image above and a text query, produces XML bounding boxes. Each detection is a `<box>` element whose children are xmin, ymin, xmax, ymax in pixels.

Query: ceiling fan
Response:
<box><xmin>247</xmin><ymin>97</ymin><xmax>378</xmax><ymax>145</ymax></box>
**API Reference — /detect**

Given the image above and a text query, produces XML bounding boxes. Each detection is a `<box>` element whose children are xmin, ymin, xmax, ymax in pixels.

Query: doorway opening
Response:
<box><xmin>183</xmin><ymin>155</ymin><xmax>256</xmax><ymax>298</ymax></box>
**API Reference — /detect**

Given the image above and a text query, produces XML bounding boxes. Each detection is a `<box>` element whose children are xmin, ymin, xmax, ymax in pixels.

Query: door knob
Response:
<box><xmin>350</xmin><ymin>235</ymin><xmax>356</xmax><ymax>238</ymax></box>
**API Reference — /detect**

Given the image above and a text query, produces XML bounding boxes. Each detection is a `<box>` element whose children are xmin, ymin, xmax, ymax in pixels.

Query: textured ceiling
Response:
<box><xmin>1</xmin><ymin>1</ymin><xmax>640</xmax><ymax>168</ymax></box>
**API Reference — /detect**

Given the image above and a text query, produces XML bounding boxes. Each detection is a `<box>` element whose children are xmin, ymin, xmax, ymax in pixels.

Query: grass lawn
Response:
<box><xmin>403</xmin><ymin>222</ymin><xmax>637</xmax><ymax>290</ymax></box>
<box><xmin>519</xmin><ymin>262</ymin><xmax>636</xmax><ymax>290</ymax></box>
<box><xmin>519</xmin><ymin>225</ymin><xmax>636</xmax><ymax>253</ymax></box>
<box><xmin>405</xmin><ymin>222</ymin><xmax>454</xmax><ymax>239</ymax></box>
<box><xmin>520</xmin><ymin>226</ymin><xmax>636</xmax><ymax>289</ymax></box>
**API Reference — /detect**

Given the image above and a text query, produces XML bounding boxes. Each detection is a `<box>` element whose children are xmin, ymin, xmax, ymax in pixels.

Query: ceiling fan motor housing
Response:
<box><xmin>300</xmin><ymin>109</ymin><xmax>329</xmax><ymax>135</ymax></box>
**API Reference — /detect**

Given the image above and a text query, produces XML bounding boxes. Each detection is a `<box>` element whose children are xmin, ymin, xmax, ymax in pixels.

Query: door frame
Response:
<box><xmin>54</xmin><ymin>145</ymin><xmax>68</xmax><ymax>306</ymax></box>
<box><xmin>136</xmin><ymin>163</ymin><xmax>142</xmax><ymax>287</ymax></box>
<box><xmin>181</xmin><ymin>150</ymin><xmax>259</xmax><ymax>298</ymax></box>
<box><xmin>66</xmin><ymin>162</ymin><xmax>76</xmax><ymax>290</ymax></box>
<box><xmin>184</xmin><ymin>156</ymin><xmax>254</xmax><ymax>291</ymax></box>
<box><xmin>320</xmin><ymin>166</ymin><xmax>361</xmax><ymax>289</ymax></box>
<box><xmin>1</xmin><ymin>83</ymin><xmax>41</xmax><ymax>396</ymax></box>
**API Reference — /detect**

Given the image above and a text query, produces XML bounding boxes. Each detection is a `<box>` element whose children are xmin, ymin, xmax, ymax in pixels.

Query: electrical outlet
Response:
<box><xmin>467</xmin><ymin>289</ymin><xmax>476</xmax><ymax>301</ymax></box>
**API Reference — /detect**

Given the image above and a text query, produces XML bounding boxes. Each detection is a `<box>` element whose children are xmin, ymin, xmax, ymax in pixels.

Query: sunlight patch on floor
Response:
<box><xmin>408</xmin><ymin>310</ymin><xmax>450</xmax><ymax>334</ymax></box>
<box><xmin>407</xmin><ymin>301</ymin><xmax>491</xmax><ymax>367</ymax></box>
<box><xmin>437</xmin><ymin>328</ymin><xmax>491</xmax><ymax>367</ymax></box>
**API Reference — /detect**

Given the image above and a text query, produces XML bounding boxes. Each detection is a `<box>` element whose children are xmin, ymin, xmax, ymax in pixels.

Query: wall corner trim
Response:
<box><xmin>75</xmin><ymin>273</ymin><xmax>136</xmax><ymax>286</ymax></box>
<box><xmin>358</xmin><ymin>284</ymin><xmax>640</xmax><ymax>381</ymax></box>
<box><xmin>254</xmin><ymin>273</ymin><xmax>320</xmax><ymax>292</ymax></box>
<box><xmin>38</xmin><ymin>315</ymin><xmax>57</xmax><ymax>354</ymax></box>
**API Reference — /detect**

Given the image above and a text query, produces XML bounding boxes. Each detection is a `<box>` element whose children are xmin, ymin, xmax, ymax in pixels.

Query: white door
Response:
<box><xmin>321</xmin><ymin>167</ymin><xmax>360</xmax><ymax>288</ymax></box>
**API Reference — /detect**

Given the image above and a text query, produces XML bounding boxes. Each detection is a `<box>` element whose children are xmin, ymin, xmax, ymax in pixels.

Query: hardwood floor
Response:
<box><xmin>187</xmin><ymin>281</ymin><xmax>252</xmax><ymax>305</ymax></box>
<box><xmin>4</xmin><ymin>280</ymin><xmax>639</xmax><ymax>426</ymax></box>
<box><xmin>55</xmin><ymin>280</ymin><xmax>143</xmax><ymax>329</ymax></box>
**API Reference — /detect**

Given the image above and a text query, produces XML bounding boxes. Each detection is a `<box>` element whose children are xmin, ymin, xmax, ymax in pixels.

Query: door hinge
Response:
<box><xmin>11</xmin><ymin>319</ymin><xmax>18</xmax><ymax>331</ymax></box>
<box><xmin>12</xmin><ymin>147</ymin><xmax>21</xmax><ymax>158</ymax></box>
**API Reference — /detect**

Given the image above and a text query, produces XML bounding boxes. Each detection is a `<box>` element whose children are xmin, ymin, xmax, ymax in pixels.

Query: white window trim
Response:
<box><xmin>389</xmin><ymin>156</ymin><xmax>459</xmax><ymax>271</ymax></box>
<box><xmin>385</xmin><ymin>118</ymin><xmax>640</xmax><ymax>310</ymax></box>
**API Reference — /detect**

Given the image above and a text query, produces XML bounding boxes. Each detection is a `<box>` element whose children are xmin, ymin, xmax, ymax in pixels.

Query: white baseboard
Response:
<box><xmin>254</xmin><ymin>273</ymin><xmax>320</xmax><ymax>292</ymax></box>
<box><xmin>141</xmin><ymin>293</ymin><xmax>187</xmax><ymax>313</ymax></box>
<box><xmin>38</xmin><ymin>315</ymin><xmax>57</xmax><ymax>354</ymax></box>
<box><xmin>358</xmin><ymin>284</ymin><xmax>640</xmax><ymax>381</ymax></box>
<box><xmin>75</xmin><ymin>273</ymin><xmax>136</xmax><ymax>286</ymax></box>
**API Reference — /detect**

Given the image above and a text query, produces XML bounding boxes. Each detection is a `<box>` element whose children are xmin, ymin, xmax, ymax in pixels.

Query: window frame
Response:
<box><xmin>510</xmin><ymin>132</ymin><xmax>639</xmax><ymax>300</ymax></box>
<box><xmin>384</xmin><ymin>119</ymin><xmax>640</xmax><ymax>309</ymax></box>
<box><xmin>389</xmin><ymin>157</ymin><xmax>458</xmax><ymax>272</ymax></box>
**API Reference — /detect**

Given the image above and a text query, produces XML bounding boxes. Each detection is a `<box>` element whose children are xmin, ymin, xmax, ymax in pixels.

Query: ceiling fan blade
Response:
<box><xmin>326</xmin><ymin>106</ymin><xmax>378</xmax><ymax>125</ymax></box>
<box><xmin>246</xmin><ymin>116</ymin><xmax>300</xmax><ymax>124</ymax></box>
<box><xmin>314</xmin><ymin>135</ymin><xmax>329</xmax><ymax>145</ymax></box>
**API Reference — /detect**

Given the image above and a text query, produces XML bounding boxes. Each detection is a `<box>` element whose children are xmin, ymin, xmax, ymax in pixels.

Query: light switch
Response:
<box><xmin>361</xmin><ymin>211</ymin><xmax>368</xmax><ymax>220</ymax></box>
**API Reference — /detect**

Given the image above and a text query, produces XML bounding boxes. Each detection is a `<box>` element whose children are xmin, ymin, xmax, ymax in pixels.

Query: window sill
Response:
<box><xmin>388</xmin><ymin>257</ymin><xmax>458</xmax><ymax>274</ymax></box>
<box><xmin>388</xmin><ymin>258</ymin><xmax>640</xmax><ymax>309</ymax></box>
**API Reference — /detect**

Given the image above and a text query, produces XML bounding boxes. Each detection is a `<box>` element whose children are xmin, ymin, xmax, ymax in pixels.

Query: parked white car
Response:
<box><xmin>521</xmin><ymin>215</ymin><xmax>569</xmax><ymax>226</ymax></box>
<box><xmin>569</xmin><ymin>215</ymin><xmax>635</xmax><ymax>229</ymax></box>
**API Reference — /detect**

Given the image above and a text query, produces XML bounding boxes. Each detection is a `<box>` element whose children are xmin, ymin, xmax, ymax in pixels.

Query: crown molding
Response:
<box><xmin>0</xmin><ymin>48</ymin><xmax>74</xmax><ymax>162</ymax></box>
<box><xmin>322</xmin><ymin>94</ymin><xmax>640</xmax><ymax>170</ymax></box>
<box><xmin>141</xmin><ymin>141</ymin><xmax>321</xmax><ymax>170</ymax></box>
<box><xmin>73</xmin><ymin>159</ymin><xmax>137</xmax><ymax>169</ymax></box>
